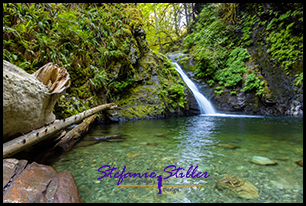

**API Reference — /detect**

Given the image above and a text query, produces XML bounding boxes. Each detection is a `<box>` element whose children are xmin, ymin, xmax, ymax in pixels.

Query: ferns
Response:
<box><xmin>3</xmin><ymin>3</ymin><xmax>142</xmax><ymax>95</ymax></box>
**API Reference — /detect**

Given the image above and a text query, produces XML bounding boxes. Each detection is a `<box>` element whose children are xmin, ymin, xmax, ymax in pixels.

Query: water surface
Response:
<box><xmin>51</xmin><ymin>115</ymin><xmax>303</xmax><ymax>203</ymax></box>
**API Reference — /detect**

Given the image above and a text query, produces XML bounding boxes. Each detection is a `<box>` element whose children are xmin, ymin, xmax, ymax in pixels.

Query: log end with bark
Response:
<box><xmin>3</xmin><ymin>60</ymin><xmax>70</xmax><ymax>142</ymax></box>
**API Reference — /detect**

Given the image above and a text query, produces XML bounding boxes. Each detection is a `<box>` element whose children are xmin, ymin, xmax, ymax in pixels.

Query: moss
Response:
<box><xmin>254</xmin><ymin>95</ymin><xmax>259</xmax><ymax>109</ymax></box>
<box><xmin>122</xmin><ymin>7</ymin><xmax>144</xmax><ymax>30</ymax></box>
<box><xmin>114</xmin><ymin>84</ymin><xmax>165</xmax><ymax>119</ymax></box>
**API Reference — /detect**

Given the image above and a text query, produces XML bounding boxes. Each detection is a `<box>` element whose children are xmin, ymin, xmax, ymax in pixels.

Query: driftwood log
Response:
<box><xmin>3</xmin><ymin>60</ymin><xmax>70</xmax><ymax>142</ymax></box>
<box><xmin>54</xmin><ymin>114</ymin><xmax>97</xmax><ymax>152</ymax></box>
<box><xmin>3</xmin><ymin>103</ymin><xmax>121</xmax><ymax>158</ymax></box>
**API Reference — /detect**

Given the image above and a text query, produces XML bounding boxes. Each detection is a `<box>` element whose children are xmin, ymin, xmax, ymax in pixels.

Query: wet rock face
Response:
<box><xmin>244</xmin><ymin>25</ymin><xmax>303</xmax><ymax>116</ymax></box>
<box><xmin>3</xmin><ymin>158</ymin><xmax>81</xmax><ymax>203</ymax></box>
<box><xmin>287</xmin><ymin>100</ymin><xmax>303</xmax><ymax>116</ymax></box>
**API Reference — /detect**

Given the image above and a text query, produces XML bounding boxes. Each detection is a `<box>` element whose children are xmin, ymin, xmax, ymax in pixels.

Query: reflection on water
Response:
<box><xmin>51</xmin><ymin>115</ymin><xmax>303</xmax><ymax>203</ymax></box>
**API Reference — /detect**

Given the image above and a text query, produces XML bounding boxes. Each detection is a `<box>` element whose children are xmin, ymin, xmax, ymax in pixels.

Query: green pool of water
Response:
<box><xmin>50</xmin><ymin>115</ymin><xmax>303</xmax><ymax>203</ymax></box>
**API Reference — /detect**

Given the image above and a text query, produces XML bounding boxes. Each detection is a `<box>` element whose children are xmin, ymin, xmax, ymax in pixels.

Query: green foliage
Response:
<box><xmin>184</xmin><ymin>3</ymin><xmax>303</xmax><ymax>96</ymax></box>
<box><xmin>241</xmin><ymin>73</ymin><xmax>260</xmax><ymax>92</ymax></box>
<box><xmin>154</xmin><ymin>56</ymin><xmax>188</xmax><ymax>110</ymax></box>
<box><xmin>3</xmin><ymin>3</ymin><xmax>142</xmax><ymax>96</ymax></box>
<box><xmin>89</xmin><ymin>65</ymin><xmax>109</xmax><ymax>90</ymax></box>
<box><xmin>244</xmin><ymin>4</ymin><xmax>303</xmax><ymax>79</ymax></box>
<box><xmin>214</xmin><ymin>86</ymin><xmax>224</xmax><ymax>95</ymax></box>
<box><xmin>109</xmin><ymin>78</ymin><xmax>137</xmax><ymax>94</ymax></box>
<box><xmin>230</xmin><ymin>91</ymin><xmax>237</xmax><ymax>96</ymax></box>
<box><xmin>167</xmin><ymin>84</ymin><xmax>186</xmax><ymax>108</ymax></box>
<box><xmin>216</xmin><ymin>3</ymin><xmax>239</xmax><ymax>24</ymax></box>
<box><xmin>207</xmin><ymin>79</ymin><xmax>215</xmax><ymax>87</ymax></box>
<box><xmin>294</xmin><ymin>72</ymin><xmax>303</xmax><ymax>87</ymax></box>
<box><xmin>138</xmin><ymin>3</ymin><xmax>193</xmax><ymax>53</ymax></box>
<box><xmin>183</xmin><ymin>4</ymin><xmax>248</xmax><ymax>95</ymax></box>
<box><xmin>241</xmin><ymin>71</ymin><xmax>271</xmax><ymax>97</ymax></box>
<box><xmin>214</xmin><ymin>47</ymin><xmax>249</xmax><ymax>91</ymax></box>
<box><xmin>266</xmin><ymin>15</ymin><xmax>303</xmax><ymax>75</ymax></box>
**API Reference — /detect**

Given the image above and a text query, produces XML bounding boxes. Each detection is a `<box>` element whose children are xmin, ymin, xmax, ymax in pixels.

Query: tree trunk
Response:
<box><xmin>184</xmin><ymin>3</ymin><xmax>189</xmax><ymax>28</ymax></box>
<box><xmin>3</xmin><ymin>103</ymin><xmax>121</xmax><ymax>158</ymax></box>
<box><xmin>54</xmin><ymin>114</ymin><xmax>97</xmax><ymax>152</ymax></box>
<box><xmin>154</xmin><ymin>5</ymin><xmax>163</xmax><ymax>53</ymax></box>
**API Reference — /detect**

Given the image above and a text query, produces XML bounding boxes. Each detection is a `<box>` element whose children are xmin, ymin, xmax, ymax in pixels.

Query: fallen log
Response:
<box><xmin>3</xmin><ymin>60</ymin><xmax>70</xmax><ymax>142</ymax></box>
<box><xmin>94</xmin><ymin>134</ymin><xmax>126</xmax><ymax>141</ymax></box>
<box><xmin>54</xmin><ymin>114</ymin><xmax>97</xmax><ymax>152</ymax></box>
<box><xmin>3</xmin><ymin>103</ymin><xmax>121</xmax><ymax>158</ymax></box>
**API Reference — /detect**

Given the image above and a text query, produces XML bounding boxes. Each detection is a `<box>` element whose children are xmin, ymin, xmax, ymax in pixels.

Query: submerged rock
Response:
<box><xmin>295</xmin><ymin>160</ymin><xmax>303</xmax><ymax>167</ymax></box>
<box><xmin>275</xmin><ymin>157</ymin><xmax>290</xmax><ymax>161</ymax></box>
<box><xmin>127</xmin><ymin>151</ymin><xmax>139</xmax><ymax>158</ymax></box>
<box><xmin>154</xmin><ymin>134</ymin><xmax>166</xmax><ymax>137</ymax></box>
<box><xmin>106</xmin><ymin>139</ymin><xmax>124</xmax><ymax>142</ymax></box>
<box><xmin>74</xmin><ymin>140</ymin><xmax>100</xmax><ymax>148</ymax></box>
<box><xmin>218</xmin><ymin>144</ymin><xmax>240</xmax><ymax>149</ymax></box>
<box><xmin>147</xmin><ymin>142</ymin><xmax>158</xmax><ymax>146</ymax></box>
<box><xmin>216</xmin><ymin>175</ymin><xmax>259</xmax><ymax>199</ymax></box>
<box><xmin>250</xmin><ymin>156</ymin><xmax>277</xmax><ymax>165</ymax></box>
<box><xmin>3</xmin><ymin>158</ymin><xmax>81</xmax><ymax>203</ymax></box>
<box><xmin>94</xmin><ymin>134</ymin><xmax>125</xmax><ymax>141</ymax></box>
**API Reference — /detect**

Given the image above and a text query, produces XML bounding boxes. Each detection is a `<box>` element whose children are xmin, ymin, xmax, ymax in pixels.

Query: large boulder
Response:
<box><xmin>3</xmin><ymin>158</ymin><xmax>81</xmax><ymax>203</ymax></box>
<box><xmin>3</xmin><ymin>60</ymin><xmax>70</xmax><ymax>142</ymax></box>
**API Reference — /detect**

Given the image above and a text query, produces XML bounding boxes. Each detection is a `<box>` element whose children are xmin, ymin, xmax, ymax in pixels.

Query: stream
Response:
<box><xmin>50</xmin><ymin>115</ymin><xmax>303</xmax><ymax>203</ymax></box>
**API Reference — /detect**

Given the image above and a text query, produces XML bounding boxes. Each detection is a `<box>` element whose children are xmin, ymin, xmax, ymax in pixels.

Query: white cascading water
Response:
<box><xmin>173</xmin><ymin>62</ymin><xmax>216</xmax><ymax>114</ymax></box>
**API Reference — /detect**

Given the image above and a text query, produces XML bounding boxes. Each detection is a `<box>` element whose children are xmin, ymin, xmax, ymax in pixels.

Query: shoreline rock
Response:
<box><xmin>3</xmin><ymin>158</ymin><xmax>81</xmax><ymax>203</ymax></box>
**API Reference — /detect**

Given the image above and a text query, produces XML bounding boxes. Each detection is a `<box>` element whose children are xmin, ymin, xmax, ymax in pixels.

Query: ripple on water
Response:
<box><xmin>51</xmin><ymin>116</ymin><xmax>303</xmax><ymax>203</ymax></box>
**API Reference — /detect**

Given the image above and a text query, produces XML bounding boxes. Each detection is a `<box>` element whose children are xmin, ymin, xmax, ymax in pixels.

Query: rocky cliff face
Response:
<box><xmin>175</xmin><ymin>49</ymin><xmax>303</xmax><ymax>116</ymax></box>
<box><xmin>104</xmin><ymin>29</ymin><xmax>200</xmax><ymax>122</ymax></box>
<box><xmin>176</xmin><ymin>3</ymin><xmax>303</xmax><ymax>116</ymax></box>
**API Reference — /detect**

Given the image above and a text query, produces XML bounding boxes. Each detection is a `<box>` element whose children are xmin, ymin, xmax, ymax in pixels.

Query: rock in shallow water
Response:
<box><xmin>250</xmin><ymin>156</ymin><xmax>277</xmax><ymax>165</ymax></box>
<box><xmin>154</xmin><ymin>134</ymin><xmax>166</xmax><ymax>137</ymax></box>
<box><xmin>127</xmin><ymin>151</ymin><xmax>139</xmax><ymax>158</ymax></box>
<box><xmin>295</xmin><ymin>160</ymin><xmax>303</xmax><ymax>167</ymax></box>
<box><xmin>218</xmin><ymin>144</ymin><xmax>240</xmax><ymax>149</ymax></box>
<box><xmin>215</xmin><ymin>175</ymin><xmax>259</xmax><ymax>199</ymax></box>
<box><xmin>147</xmin><ymin>142</ymin><xmax>158</xmax><ymax>146</ymax></box>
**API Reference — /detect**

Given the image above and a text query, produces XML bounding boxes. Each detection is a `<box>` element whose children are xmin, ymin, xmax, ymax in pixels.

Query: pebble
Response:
<box><xmin>250</xmin><ymin>156</ymin><xmax>277</xmax><ymax>165</ymax></box>
<box><xmin>218</xmin><ymin>144</ymin><xmax>240</xmax><ymax>149</ymax></box>
<box><xmin>147</xmin><ymin>142</ymin><xmax>158</xmax><ymax>146</ymax></box>
<box><xmin>154</xmin><ymin>134</ymin><xmax>166</xmax><ymax>137</ymax></box>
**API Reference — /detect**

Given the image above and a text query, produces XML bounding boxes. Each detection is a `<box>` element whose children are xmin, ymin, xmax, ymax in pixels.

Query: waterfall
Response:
<box><xmin>173</xmin><ymin>62</ymin><xmax>216</xmax><ymax>114</ymax></box>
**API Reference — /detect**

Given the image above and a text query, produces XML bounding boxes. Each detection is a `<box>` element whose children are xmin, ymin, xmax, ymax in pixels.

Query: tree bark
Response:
<box><xmin>184</xmin><ymin>3</ymin><xmax>189</xmax><ymax>28</ymax></box>
<box><xmin>3</xmin><ymin>103</ymin><xmax>121</xmax><ymax>158</ymax></box>
<box><xmin>54</xmin><ymin>114</ymin><xmax>97</xmax><ymax>152</ymax></box>
<box><xmin>154</xmin><ymin>5</ymin><xmax>163</xmax><ymax>53</ymax></box>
